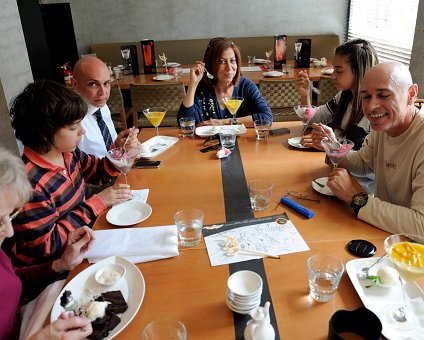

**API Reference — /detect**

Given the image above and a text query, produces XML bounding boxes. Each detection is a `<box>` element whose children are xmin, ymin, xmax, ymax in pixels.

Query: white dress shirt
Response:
<box><xmin>79</xmin><ymin>104</ymin><xmax>118</xmax><ymax>158</ymax></box>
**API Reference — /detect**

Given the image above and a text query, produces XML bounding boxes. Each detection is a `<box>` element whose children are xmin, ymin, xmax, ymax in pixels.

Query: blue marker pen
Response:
<box><xmin>280</xmin><ymin>196</ymin><xmax>314</xmax><ymax>219</ymax></box>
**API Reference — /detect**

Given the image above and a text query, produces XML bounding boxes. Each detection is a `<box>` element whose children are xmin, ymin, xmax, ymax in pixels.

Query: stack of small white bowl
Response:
<box><xmin>226</xmin><ymin>270</ymin><xmax>263</xmax><ymax>314</ymax></box>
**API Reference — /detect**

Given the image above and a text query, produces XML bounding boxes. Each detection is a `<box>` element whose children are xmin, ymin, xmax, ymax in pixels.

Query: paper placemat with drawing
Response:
<box><xmin>203</xmin><ymin>214</ymin><xmax>310</xmax><ymax>266</ymax></box>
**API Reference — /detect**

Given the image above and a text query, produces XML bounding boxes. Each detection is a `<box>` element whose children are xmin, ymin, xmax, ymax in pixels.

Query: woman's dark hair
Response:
<box><xmin>10</xmin><ymin>79</ymin><xmax>87</xmax><ymax>154</ymax></box>
<box><xmin>332</xmin><ymin>39</ymin><xmax>379</xmax><ymax>131</ymax></box>
<box><xmin>203</xmin><ymin>37</ymin><xmax>242</xmax><ymax>87</ymax></box>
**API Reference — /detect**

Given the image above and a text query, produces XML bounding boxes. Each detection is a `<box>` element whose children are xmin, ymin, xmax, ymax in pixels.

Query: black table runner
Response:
<box><xmin>219</xmin><ymin>142</ymin><xmax>281</xmax><ymax>340</ymax></box>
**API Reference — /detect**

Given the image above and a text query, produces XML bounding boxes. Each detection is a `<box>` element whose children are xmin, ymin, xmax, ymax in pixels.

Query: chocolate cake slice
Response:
<box><xmin>88</xmin><ymin>314</ymin><xmax>121</xmax><ymax>340</ymax></box>
<box><xmin>96</xmin><ymin>290</ymin><xmax>128</xmax><ymax>314</ymax></box>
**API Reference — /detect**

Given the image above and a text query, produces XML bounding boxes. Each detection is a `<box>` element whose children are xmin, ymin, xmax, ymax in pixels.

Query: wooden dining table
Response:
<box><xmin>63</xmin><ymin>121</ymin><xmax>423</xmax><ymax>339</ymax></box>
<box><xmin>113</xmin><ymin>61</ymin><xmax>331</xmax><ymax>90</ymax></box>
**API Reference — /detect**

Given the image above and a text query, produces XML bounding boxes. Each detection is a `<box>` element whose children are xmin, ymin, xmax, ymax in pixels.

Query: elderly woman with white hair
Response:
<box><xmin>0</xmin><ymin>147</ymin><xmax>93</xmax><ymax>339</ymax></box>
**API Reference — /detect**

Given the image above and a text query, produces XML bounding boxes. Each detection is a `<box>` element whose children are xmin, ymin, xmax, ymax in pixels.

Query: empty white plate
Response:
<box><xmin>106</xmin><ymin>201</ymin><xmax>152</xmax><ymax>226</ymax></box>
<box><xmin>153</xmin><ymin>74</ymin><xmax>174</xmax><ymax>81</ymax></box>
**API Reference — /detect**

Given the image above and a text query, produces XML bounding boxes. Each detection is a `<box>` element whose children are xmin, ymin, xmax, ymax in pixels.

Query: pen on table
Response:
<box><xmin>280</xmin><ymin>196</ymin><xmax>314</xmax><ymax>219</ymax></box>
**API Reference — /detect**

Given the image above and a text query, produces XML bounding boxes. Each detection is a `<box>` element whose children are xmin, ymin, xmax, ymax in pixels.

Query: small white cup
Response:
<box><xmin>219</xmin><ymin>130</ymin><xmax>237</xmax><ymax>148</ymax></box>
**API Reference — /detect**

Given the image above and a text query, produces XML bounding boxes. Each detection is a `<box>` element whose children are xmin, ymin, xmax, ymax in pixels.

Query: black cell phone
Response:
<box><xmin>134</xmin><ymin>160</ymin><xmax>161</xmax><ymax>168</ymax></box>
<box><xmin>270</xmin><ymin>128</ymin><xmax>290</xmax><ymax>136</ymax></box>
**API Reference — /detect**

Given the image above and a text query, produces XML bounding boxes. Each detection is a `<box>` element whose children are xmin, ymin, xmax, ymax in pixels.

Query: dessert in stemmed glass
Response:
<box><xmin>293</xmin><ymin>105</ymin><xmax>317</xmax><ymax>136</ymax></box>
<box><xmin>382</xmin><ymin>234</ymin><xmax>424</xmax><ymax>329</ymax></box>
<box><xmin>106</xmin><ymin>147</ymin><xmax>138</xmax><ymax>185</ymax></box>
<box><xmin>143</xmin><ymin>107</ymin><xmax>167</xmax><ymax>136</ymax></box>
<box><xmin>321</xmin><ymin>137</ymin><xmax>354</xmax><ymax>168</ymax></box>
<box><xmin>223</xmin><ymin>97</ymin><xmax>244</xmax><ymax>125</ymax></box>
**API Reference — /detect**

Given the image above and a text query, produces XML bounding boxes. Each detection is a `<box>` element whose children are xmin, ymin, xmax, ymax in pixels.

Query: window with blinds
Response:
<box><xmin>347</xmin><ymin>0</ymin><xmax>419</xmax><ymax>66</ymax></box>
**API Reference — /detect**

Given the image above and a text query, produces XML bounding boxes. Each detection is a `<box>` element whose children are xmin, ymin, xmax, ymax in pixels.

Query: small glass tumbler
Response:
<box><xmin>141</xmin><ymin>318</ymin><xmax>187</xmax><ymax>340</ymax></box>
<box><xmin>179</xmin><ymin>117</ymin><xmax>195</xmax><ymax>137</ymax></box>
<box><xmin>254</xmin><ymin>119</ymin><xmax>272</xmax><ymax>141</ymax></box>
<box><xmin>248</xmin><ymin>179</ymin><xmax>273</xmax><ymax>211</ymax></box>
<box><xmin>174</xmin><ymin>209</ymin><xmax>204</xmax><ymax>247</ymax></box>
<box><xmin>307</xmin><ymin>254</ymin><xmax>344</xmax><ymax>302</ymax></box>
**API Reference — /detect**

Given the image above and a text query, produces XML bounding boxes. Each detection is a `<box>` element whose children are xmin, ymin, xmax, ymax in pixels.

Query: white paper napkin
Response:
<box><xmin>113</xmin><ymin>189</ymin><xmax>149</xmax><ymax>207</ymax></box>
<box><xmin>240</xmin><ymin>66</ymin><xmax>262</xmax><ymax>72</ymax></box>
<box><xmin>85</xmin><ymin>225</ymin><xmax>179</xmax><ymax>264</ymax></box>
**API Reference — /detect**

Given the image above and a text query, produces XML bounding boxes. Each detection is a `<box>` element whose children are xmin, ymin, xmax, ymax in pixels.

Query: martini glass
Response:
<box><xmin>143</xmin><ymin>107</ymin><xmax>167</xmax><ymax>136</ymax></box>
<box><xmin>321</xmin><ymin>137</ymin><xmax>354</xmax><ymax>168</ymax></box>
<box><xmin>223</xmin><ymin>97</ymin><xmax>244</xmax><ymax>125</ymax></box>
<box><xmin>293</xmin><ymin>105</ymin><xmax>317</xmax><ymax>136</ymax></box>
<box><xmin>106</xmin><ymin>147</ymin><xmax>138</xmax><ymax>185</ymax></box>
<box><xmin>383</xmin><ymin>234</ymin><xmax>424</xmax><ymax>328</ymax></box>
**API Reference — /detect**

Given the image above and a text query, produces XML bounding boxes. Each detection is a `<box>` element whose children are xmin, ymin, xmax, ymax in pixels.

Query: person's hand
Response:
<box><xmin>29</xmin><ymin>312</ymin><xmax>92</xmax><ymax>339</ymax></box>
<box><xmin>309</xmin><ymin>123</ymin><xmax>336</xmax><ymax>150</ymax></box>
<box><xmin>295</xmin><ymin>70</ymin><xmax>311</xmax><ymax>98</ymax></box>
<box><xmin>97</xmin><ymin>183</ymin><xmax>132</xmax><ymax>207</ymax></box>
<box><xmin>52</xmin><ymin>226</ymin><xmax>95</xmax><ymax>273</ymax></box>
<box><xmin>116</xmin><ymin>127</ymin><xmax>141</xmax><ymax>151</ymax></box>
<box><xmin>189</xmin><ymin>61</ymin><xmax>206</xmax><ymax>87</ymax></box>
<box><xmin>327</xmin><ymin>168</ymin><xmax>365</xmax><ymax>203</ymax></box>
<box><xmin>300</xmin><ymin>133</ymin><xmax>313</xmax><ymax>147</ymax></box>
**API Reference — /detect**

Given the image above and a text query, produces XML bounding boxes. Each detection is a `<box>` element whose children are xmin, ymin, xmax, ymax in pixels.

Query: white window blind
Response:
<box><xmin>348</xmin><ymin>0</ymin><xmax>419</xmax><ymax>66</ymax></box>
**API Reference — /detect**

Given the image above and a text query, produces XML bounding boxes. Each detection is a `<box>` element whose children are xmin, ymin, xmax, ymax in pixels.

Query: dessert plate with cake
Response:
<box><xmin>51</xmin><ymin>256</ymin><xmax>145</xmax><ymax>339</ymax></box>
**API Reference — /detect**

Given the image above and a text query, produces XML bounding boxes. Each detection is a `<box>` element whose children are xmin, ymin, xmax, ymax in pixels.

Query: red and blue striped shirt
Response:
<box><xmin>9</xmin><ymin>147</ymin><xmax>120</xmax><ymax>266</ymax></box>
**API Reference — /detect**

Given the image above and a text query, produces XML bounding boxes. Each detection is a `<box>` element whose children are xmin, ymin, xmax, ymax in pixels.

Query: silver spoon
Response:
<box><xmin>120</xmin><ymin>126</ymin><xmax>134</xmax><ymax>156</ymax></box>
<box><xmin>359</xmin><ymin>253</ymin><xmax>388</xmax><ymax>279</ymax></box>
<box><xmin>320</xmin><ymin>124</ymin><xmax>342</xmax><ymax>149</ymax></box>
<box><xmin>204</xmin><ymin>68</ymin><xmax>214</xmax><ymax>79</ymax></box>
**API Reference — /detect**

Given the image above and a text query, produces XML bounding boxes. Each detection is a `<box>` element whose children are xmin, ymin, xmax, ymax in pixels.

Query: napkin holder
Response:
<box><xmin>141</xmin><ymin>39</ymin><xmax>156</xmax><ymax>74</ymax></box>
<box><xmin>120</xmin><ymin>45</ymin><xmax>139</xmax><ymax>75</ymax></box>
<box><xmin>294</xmin><ymin>38</ymin><xmax>311</xmax><ymax>68</ymax></box>
<box><xmin>274</xmin><ymin>34</ymin><xmax>287</xmax><ymax>70</ymax></box>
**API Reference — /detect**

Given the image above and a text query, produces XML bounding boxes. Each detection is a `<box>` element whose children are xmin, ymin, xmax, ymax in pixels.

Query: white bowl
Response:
<box><xmin>95</xmin><ymin>263</ymin><xmax>126</xmax><ymax>286</ymax></box>
<box><xmin>367</xmin><ymin>265</ymin><xmax>399</xmax><ymax>288</ymax></box>
<box><xmin>227</xmin><ymin>270</ymin><xmax>263</xmax><ymax>297</ymax></box>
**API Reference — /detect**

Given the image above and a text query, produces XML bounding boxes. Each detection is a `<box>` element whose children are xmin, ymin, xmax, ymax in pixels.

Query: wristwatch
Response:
<box><xmin>351</xmin><ymin>192</ymin><xmax>368</xmax><ymax>215</ymax></box>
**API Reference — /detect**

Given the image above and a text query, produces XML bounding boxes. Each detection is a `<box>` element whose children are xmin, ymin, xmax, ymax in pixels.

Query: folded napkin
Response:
<box><xmin>113</xmin><ymin>189</ymin><xmax>149</xmax><ymax>207</ymax></box>
<box><xmin>240</xmin><ymin>66</ymin><xmax>262</xmax><ymax>72</ymax></box>
<box><xmin>85</xmin><ymin>225</ymin><xmax>179</xmax><ymax>264</ymax></box>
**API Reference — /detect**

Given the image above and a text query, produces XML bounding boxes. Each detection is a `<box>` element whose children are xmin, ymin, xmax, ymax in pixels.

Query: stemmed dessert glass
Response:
<box><xmin>106</xmin><ymin>147</ymin><xmax>138</xmax><ymax>185</ymax></box>
<box><xmin>383</xmin><ymin>234</ymin><xmax>424</xmax><ymax>328</ymax></box>
<box><xmin>321</xmin><ymin>137</ymin><xmax>354</xmax><ymax>168</ymax></box>
<box><xmin>143</xmin><ymin>107</ymin><xmax>167</xmax><ymax>136</ymax></box>
<box><xmin>265</xmin><ymin>49</ymin><xmax>273</xmax><ymax>69</ymax></box>
<box><xmin>293</xmin><ymin>105</ymin><xmax>317</xmax><ymax>136</ymax></box>
<box><xmin>223</xmin><ymin>97</ymin><xmax>244</xmax><ymax>125</ymax></box>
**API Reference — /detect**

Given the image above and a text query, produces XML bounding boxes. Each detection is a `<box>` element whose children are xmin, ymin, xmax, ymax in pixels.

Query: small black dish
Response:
<box><xmin>347</xmin><ymin>239</ymin><xmax>377</xmax><ymax>258</ymax></box>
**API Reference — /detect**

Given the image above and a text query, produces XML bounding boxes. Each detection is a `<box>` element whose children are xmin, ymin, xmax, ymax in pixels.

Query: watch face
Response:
<box><xmin>353</xmin><ymin>193</ymin><xmax>368</xmax><ymax>205</ymax></box>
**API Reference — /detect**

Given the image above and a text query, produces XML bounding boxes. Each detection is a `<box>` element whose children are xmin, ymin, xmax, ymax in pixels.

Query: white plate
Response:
<box><xmin>138</xmin><ymin>136</ymin><xmax>179</xmax><ymax>159</ymax></box>
<box><xmin>153</xmin><ymin>74</ymin><xmax>174</xmax><ymax>81</ymax></box>
<box><xmin>311</xmin><ymin>177</ymin><xmax>334</xmax><ymax>196</ymax></box>
<box><xmin>263</xmin><ymin>71</ymin><xmax>284</xmax><ymax>77</ymax></box>
<box><xmin>106</xmin><ymin>201</ymin><xmax>152</xmax><ymax>226</ymax></box>
<box><xmin>346</xmin><ymin>258</ymin><xmax>424</xmax><ymax>339</ymax></box>
<box><xmin>195</xmin><ymin>125</ymin><xmax>247</xmax><ymax>138</ymax></box>
<box><xmin>287</xmin><ymin>137</ymin><xmax>309</xmax><ymax>149</ymax></box>
<box><xmin>51</xmin><ymin>256</ymin><xmax>145</xmax><ymax>339</ymax></box>
<box><xmin>165</xmin><ymin>62</ymin><xmax>181</xmax><ymax>67</ymax></box>
<box><xmin>253</xmin><ymin>58</ymin><xmax>269</xmax><ymax>64</ymax></box>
